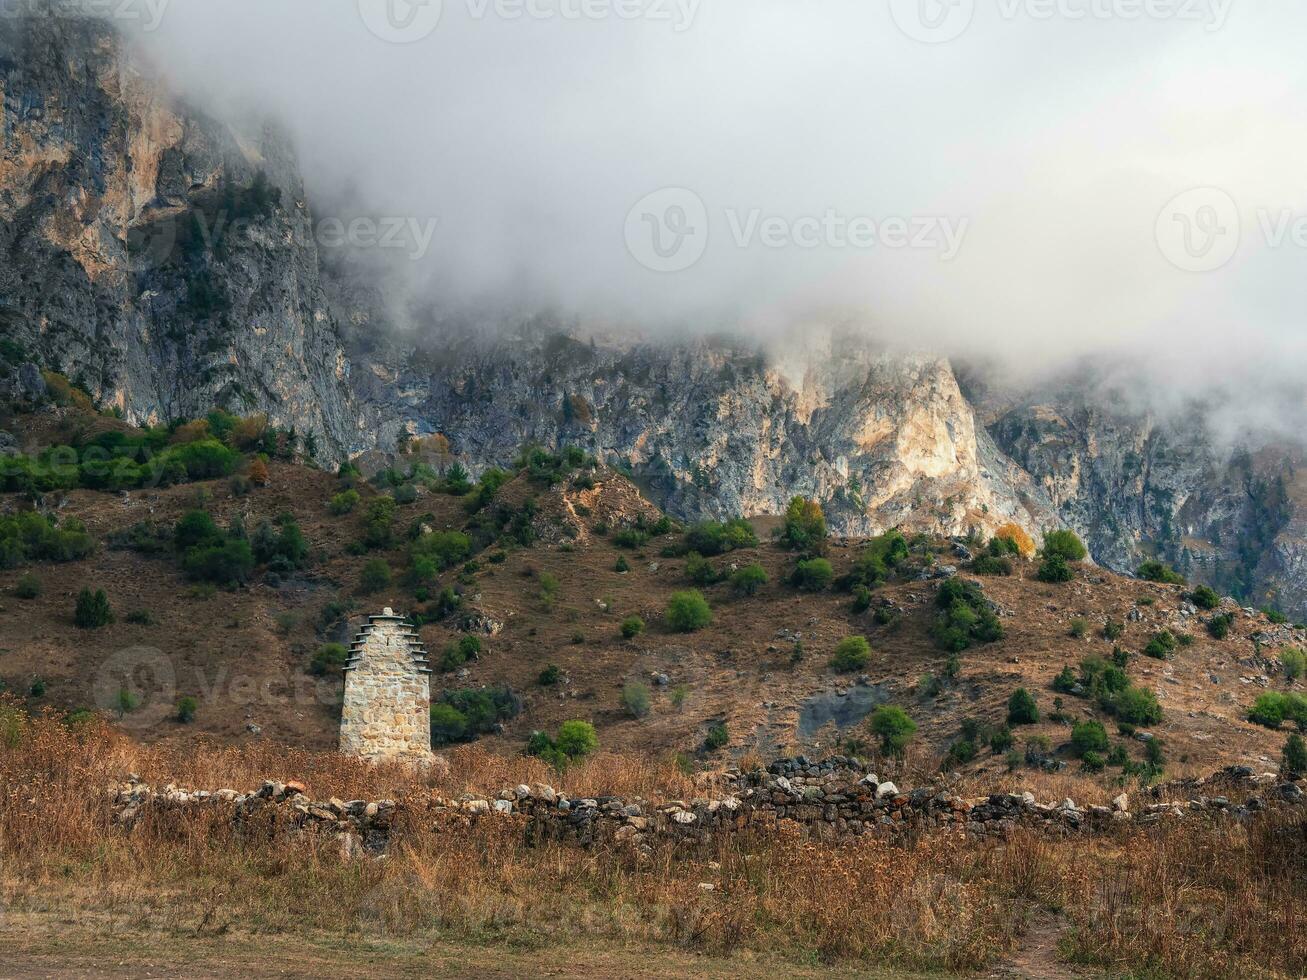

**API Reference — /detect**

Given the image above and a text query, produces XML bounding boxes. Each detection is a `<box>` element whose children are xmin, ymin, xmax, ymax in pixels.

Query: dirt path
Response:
<box><xmin>0</xmin><ymin>913</ymin><xmax>928</xmax><ymax>980</ymax></box>
<box><xmin>985</xmin><ymin>912</ymin><xmax>1093</xmax><ymax>979</ymax></box>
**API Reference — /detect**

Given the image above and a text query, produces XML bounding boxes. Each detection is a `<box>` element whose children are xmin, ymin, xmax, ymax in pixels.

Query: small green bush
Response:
<box><xmin>622</xmin><ymin>681</ymin><xmax>652</xmax><ymax>719</ymax></box>
<box><xmin>74</xmin><ymin>588</ymin><xmax>113</xmax><ymax>629</ymax></box>
<box><xmin>683</xmin><ymin>518</ymin><xmax>758</xmax><ymax>556</ymax></box>
<box><xmin>1136</xmin><ymin>560</ymin><xmax>1185</xmax><ymax>584</ymax></box>
<box><xmin>1207</xmin><ymin>613</ymin><xmax>1234</xmax><ymax>640</ymax></box>
<box><xmin>1069</xmin><ymin>618</ymin><xmax>1088</xmax><ymax>639</ymax></box>
<box><xmin>1103</xmin><ymin>618</ymin><xmax>1124</xmax><ymax>640</ymax></box>
<box><xmin>685</xmin><ymin>552</ymin><xmax>720</xmax><ymax>586</ymax></box>
<box><xmin>329</xmin><ymin>489</ymin><xmax>360</xmax><ymax>515</ymax></box>
<box><xmin>1111</xmin><ymin>685</ymin><xmax>1163</xmax><ymax>725</ymax></box>
<box><xmin>309</xmin><ymin>643</ymin><xmax>348</xmax><ymax>676</ymax></box>
<box><xmin>830</xmin><ymin>635</ymin><xmax>871</xmax><ymax>673</ymax></box>
<box><xmin>359</xmin><ymin>558</ymin><xmax>392</xmax><ymax>594</ymax></box>
<box><xmin>869</xmin><ymin>705</ymin><xmax>916</xmax><ymax>757</ymax></box>
<box><xmin>1143</xmin><ymin>630</ymin><xmax>1178</xmax><ymax>660</ymax></box>
<box><xmin>703</xmin><ymin>723</ymin><xmax>729</xmax><ymax>751</ymax></box>
<box><xmin>125</xmin><ymin>609</ymin><xmax>155</xmax><ymax>626</ymax></box>
<box><xmin>971</xmin><ymin>554</ymin><xmax>1012</xmax><ymax>576</ymax></box>
<box><xmin>1070</xmin><ymin>719</ymin><xmax>1109</xmax><ymax>757</ymax></box>
<box><xmin>731</xmin><ymin>563</ymin><xmax>769</xmax><ymax>596</ymax></box>
<box><xmin>1283</xmin><ymin>733</ymin><xmax>1307</xmax><ymax>777</ymax></box>
<box><xmin>538</xmin><ymin>664</ymin><xmax>562</xmax><ymax>686</ymax></box>
<box><xmin>440</xmin><ymin>634</ymin><xmax>482</xmax><ymax>672</ymax></box>
<box><xmin>989</xmin><ymin>726</ymin><xmax>1014</xmax><ymax>754</ymax></box>
<box><xmin>176</xmin><ymin>696</ymin><xmax>198</xmax><ymax>724</ymax></box>
<box><xmin>792</xmin><ymin>557</ymin><xmax>833</xmax><ymax>591</ymax></box>
<box><xmin>614</xmin><ymin>555</ymin><xmax>630</xmax><ymax>573</ymax></box>
<box><xmin>1249</xmin><ymin>691</ymin><xmax>1307</xmax><ymax>730</ymax></box>
<box><xmin>1053</xmin><ymin>666</ymin><xmax>1078</xmax><ymax>693</ymax></box>
<box><xmin>620</xmin><ymin>616</ymin><xmax>645</xmax><ymax>639</ymax></box>
<box><xmin>1188</xmin><ymin>585</ymin><xmax>1220</xmax><ymax>610</ymax></box>
<box><xmin>14</xmin><ymin>573</ymin><xmax>40</xmax><ymax>599</ymax></box>
<box><xmin>1007</xmin><ymin>688</ymin><xmax>1039</xmax><ymax>725</ymax></box>
<box><xmin>430</xmin><ymin>704</ymin><xmax>469</xmax><ymax>745</ymax></box>
<box><xmin>1042</xmin><ymin>529</ymin><xmax>1088</xmax><ymax>562</ymax></box>
<box><xmin>1080</xmin><ymin>750</ymin><xmax>1105</xmax><ymax>773</ymax></box>
<box><xmin>933</xmin><ymin>578</ymin><xmax>1003</xmax><ymax>652</ymax></box>
<box><xmin>666</xmin><ymin>590</ymin><xmax>712</xmax><ymax>632</ymax></box>
<box><xmin>1036</xmin><ymin>554</ymin><xmax>1074</xmax><ymax>583</ymax></box>
<box><xmin>1281</xmin><ymin>648</ymin><xmax>1306</xmax><ymax>682</ymax></box>
<box><xmin>392</xmin><ymin>483</ymin><xmax>418</xmax><ymax>505</ymax></box>
<box><xmin>851</xmin><ymin>584</ymin><xmax>872</xmax><ymax>612</ymax></box>
<box><xmin>556</xmin><ymin>720</ymin><xmax>599</xmax><ymax>758</ymax></box>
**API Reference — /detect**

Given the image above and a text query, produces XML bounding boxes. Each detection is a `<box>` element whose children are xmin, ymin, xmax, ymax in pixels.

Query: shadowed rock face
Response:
<box><xmin>4</xmin><ymin>14</ymin><xmax>1306</xmax><ymax>616</ymax></box>
<box><xmin>0</xmin><ymin>15</ymin><xmax>356</xmax><ymax>451</ymax></box>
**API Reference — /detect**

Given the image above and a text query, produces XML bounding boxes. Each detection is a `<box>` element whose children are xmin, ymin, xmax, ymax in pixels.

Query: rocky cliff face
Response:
<box><xmin>3</xmin><ymin>12</ymin><xmax>1305</xmax><ymax>616</ymax></box>
<box><xmin>0</xmin><ymin>14</ymin><xmax>356</xmax><ymax>449</ymax></box>
<box><xmin>979</xmin><ymin>373</ymin><xmax>1306</xmax><ymax>617</ymax></box>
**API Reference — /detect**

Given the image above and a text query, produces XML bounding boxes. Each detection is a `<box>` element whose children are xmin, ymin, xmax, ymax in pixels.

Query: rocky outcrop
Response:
<box><xmin>0</xmin><ymin>14</ymin><xmax>356</xmax><ymax>454</ymax></box>
<box><xmin>983</xmin><ymin>374</ymin><xmax>1306</xmax><ymax>617</ymax></box>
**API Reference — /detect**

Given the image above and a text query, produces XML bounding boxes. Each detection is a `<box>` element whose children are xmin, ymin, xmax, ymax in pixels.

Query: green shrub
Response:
<box><xmin>175</xmin><ymin>510</ymin><xmax>221</xmax><ymax>551</ymax></box>
<box><xmin>843</xmin><ymin>530</ymin><xmax>910</xmax><ymax>589</ymax></box>
<box><xmin>1249</xmin><ymin>692</ymin><xmax>1307</xmax><ymax>730</ymax></box>
<box><xmin>1069</xmin><ymin>618</ymin><xmax>1088</xmax><ymax>639</ymax></box>
<box><xmin>1188</xmin><ymin>585</ymin><xmax>1220</xmax><ymax>610</ymax></box>
<box><xmin>1080</xmin><ymin>750</ymin><xmax>1105</xmax><ymax>773</ymax></box>
<box><xmin>74</xmin><ymin>588</ymin><xmax>113</xmax><ymax>629</ymax></box>
<box><xmin>1103</xmin><ymin>618</ymin><xmax>1124</xmax><ymax>640</ymax></box>
<box><xmin>666</xmin><ymin>590</ymin><xmax>711</xmax><ymax>632</ymax></box>
<box><xmin>1143</xmin><ymin>630</ymin><xmax>1178</xmax><ymax>660</ymax></box>
<box><xmin>556</xmin><ymin>720</ymin><xmax>599</xmax><ymax>758</ymax></box>
<box><xmin>362</xmin><ymin>497</ymin><xmax>397</xmax><ymax>549</ymax></box>
<box><xmin>1070</xmin><ymin>719</ymin><xmax>1109</xmax><ymax>757</ymax></box>
<box><xmin>932</xmin><ymin>578</ymin><xmax>1003</xmax><ymax>652</ymax></box>
<box><xmin>1283</xmin><ymin>733</ymin><xmax>1307</xmax><ymax>778</ymax></box>
<box><xmin>392</xmin><ymin>483</ymin><xmax>418</xmax><ymax>505</ymax></box>
<box><xmin>622</xmin><ymin>681</ymin><xmax>652</xmax><ymax>719</ymax></box>
<box><xmin>613</xmin><ymin>528</ymin><xmax>649</xmax><ymax>550</ymax></box>
<box><xmin>792</xmin><ymin>557</ymin><xmax>833</xmax><ymax>591</ymax></box>
<box><xmin>251</xmin><ymin>517</ymin><xmax>308</xmax><ymax>570</ymax></box>
<box><xmin>176</xmin><ymin>696</ymin><xmax>199</xmax><ymax>724</ymax></box>
<box><xmin>731</xmin><ymin>563</ymin><xmax>769</xmax><ymax>596</ymax></box>
<box><xmin>1136</xmin><ymin>560</ymin><xmax>1185</xmax><ymax>584</ymax></box>
<box><xmin>1262</xmin><ymin>606</ymin><xmax>1288</xmax><ymax>625</ymax></box>
<box><xmin>430</xmin><ymin>704</ymin><xmax>469</xmax><ymax>745</ymax></box>
<box><xmin>971</xmin><ymin>554</ymin><xmax>1012</xmax><ymax>576</ymax></box>
<box><xmin>670</xmin><ymin>685</ymin><xmax>688</xmax><ymax>710</ymax></box>
<box><xmin>309</xmin><ymin>643</ymin><xmax>348</xmax><ymax>676</ymax></box>
<box><xmin>1281</xmin><ymin>648</ymin><xmax>1306</xmax><ymax>682</ymax></box>
<box><xmin>0</xmin><ymin>512</ymin><xmax>94</xmax><ymax>568</ymax></box>
<box><xmin>614</xmin><ymin>555</ymin><xmax>630</xmax><ymax>573</ymax></box>
<box><xmin>683</xmin><ymin>518</ymin><xmax>758</xmax><ymax>556</ymax></box>
<box><xmin>329</xmin><ymin>489</ymin><xmax>360</xmax><ymax>515</ymax></box>
<box><xmin>1036</xmin><ymin>554</ymin><xmax>1074</xmax><ymax>583</ymax></box>
<box><xmin>1207</xmin><ymin>613</ymin><xmax>1234</xmax><ymax>640</ymax></box>
<box><xmin>620</xmin><ymin>616</ymin><xmax>645</xmax><ymax>640</ymax></box>
<box><xmin>359</xmin><ymin>559</ymin><xmax>392</xmax><ymax>594</ymax></box>
<box><xmin>830</xmin><ymin>635</ymin><xmax>871</xmax><ymax>673</ymax></box>
<box><xmin>869</xmin><ymin>705</ymin><xmax>916</xmax><ymax>757</ymax></box>
<box><xmin>776</xmin><ymin>497</ymin><xmax>827</xmax><ymax>555</ymax></box>
<box><xmin>124</xmin><ymin>609</ymin><xmax>155</xmax><ymax>626</ymax></box>
<box><xmin>538</xmin><ymin>664</ymin><xmax>562</xmax><ymax>686</ymax></box>
<box><xmin>28</xmin><ymin>678</ymin><xmax>45</xmax><ymax>698</ymax></box>
<box><xmin>14</xmin><ymin>573</ymin><xmax>40</xmax><ymax>599</ymax></box>
<box><xmin>703</xmin><ymin>723</ymin><xmax>729</xmax><ymax>751</ymax></box>
<box><xmin>685</xmin><ymin>552</ymin><xmax>720</xmax><ymax>586</ymax></box>
<box><xmin>183</xmin><ymin>538</ymin><xmax>255</xmax><ymax>586</ymax></box>
<box><xmin>1052</xmin><ymin>665</ymin><xmax>1077</xmax><ymax>693</ymax></box>
<box><xmin>989</xmin><ymin>726</ymin><xmax>1014</xmax><ymax>754</ymax></box>
<box><xmin>1111</xmin><ymin>685</ymin><xmax>1163</xmax><ymax>725</ymax></box>
<box><xmin>851</xmin><ymin>584</ymin><xmax>872</xmax><ymax>612</ymax></box>
<box><xmin>1043</xmin><ymin>529</ymin><xmax>1088</xmax><ymax>561</ymax></box>
<box><xmin>440</xmin><ymin>634</ymin><xmax>482</xmax><ymax>672</ymax></box>
<box><xmin>1007</xmin><ymin>687</ymin><xmax>1039</xmax><ymax>725</ymax></box>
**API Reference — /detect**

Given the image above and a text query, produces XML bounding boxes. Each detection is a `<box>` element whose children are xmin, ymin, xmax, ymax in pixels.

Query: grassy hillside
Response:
<box><xmin>1</xmin><ymin>403</ymin><xmax>1304</xmax><ymax>787</ymax></box>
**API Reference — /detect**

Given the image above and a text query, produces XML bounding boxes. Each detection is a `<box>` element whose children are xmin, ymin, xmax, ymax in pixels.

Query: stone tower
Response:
<box><xmin>340</xmin><ymin>608</ymin><xmax>433</xmax><ymax>762</ymax></box>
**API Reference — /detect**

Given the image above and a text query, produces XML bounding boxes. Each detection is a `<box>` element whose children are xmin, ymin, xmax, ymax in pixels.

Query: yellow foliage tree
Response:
<box><xmin>247</xmin><ymin>457</ymin><xmax>270</xmax><ymax>487</ymax></box>
<box><xmin>994</xmin><ymin>523</ymin><xmax>1036</xmax><ymax>558</ymax></box>
<box><xmin>169</xmin><ymin>419</ymin><xmax>211</xmax><ymax>445</ymax></box>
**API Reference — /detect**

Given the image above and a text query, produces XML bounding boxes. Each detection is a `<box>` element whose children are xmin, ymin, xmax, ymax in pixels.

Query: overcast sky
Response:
<box><xmin>126</xmin><ymin>0</ymin><xmax>1307</xmax><ymax>403</ymax></box>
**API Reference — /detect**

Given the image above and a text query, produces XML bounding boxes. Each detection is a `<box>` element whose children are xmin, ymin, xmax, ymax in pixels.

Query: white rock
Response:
<box><xmin>876</xmin><ymin>781</ymin><xmax>899</xmax><ymax>799</ymax></box>
<box><xmin>1112</xmin><ymin>793</ymin><xmax>1129</xmax><ymax>812</ymax></box>
<box><xmin>492</xmin><ymin>799</ymin><xmax>514</xmax><ymax>814</ymax></box>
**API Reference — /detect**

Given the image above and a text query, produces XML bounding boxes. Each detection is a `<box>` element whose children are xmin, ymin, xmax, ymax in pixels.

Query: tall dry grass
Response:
<box><xmin>2</xmin><ymin>703</ymin><xmax>1305</xmax><ymax>977</ymax></box>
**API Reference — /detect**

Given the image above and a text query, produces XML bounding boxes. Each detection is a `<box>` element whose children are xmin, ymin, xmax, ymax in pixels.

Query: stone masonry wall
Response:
<box><xmin>339</xmin><ymin>609</ymin><xmax>433</xmax><ymax>762</ymax></box>
<box><xmin>109</xmin><ymin>759</ymin><xmax>1307</xmax><ymax>859</ymax></box>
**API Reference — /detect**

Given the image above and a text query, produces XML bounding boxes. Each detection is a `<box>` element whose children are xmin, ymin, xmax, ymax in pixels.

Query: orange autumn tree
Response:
<box><xmin>993</xmin><ymin>523</ymin><xmax>1036</xmax><ymax>558</ymax></box>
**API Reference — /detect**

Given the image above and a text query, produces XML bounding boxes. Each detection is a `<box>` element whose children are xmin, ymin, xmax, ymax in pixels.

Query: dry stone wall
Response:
<box><xmin>339</xmin><ymin>609</ymin><xmax>433</xmax><ymax>763</ymax></box>
<box><xmin>109</xmin><ymin>758</ymin><xmax>1307</xmax><ymax>858</ymax></box>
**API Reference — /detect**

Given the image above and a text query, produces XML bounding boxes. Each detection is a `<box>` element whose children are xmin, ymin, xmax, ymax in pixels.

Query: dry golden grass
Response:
<box><xmin>2</xmin><ymin>706</ymin><xmax>1305</xmax><ymax>977</ymax></box>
